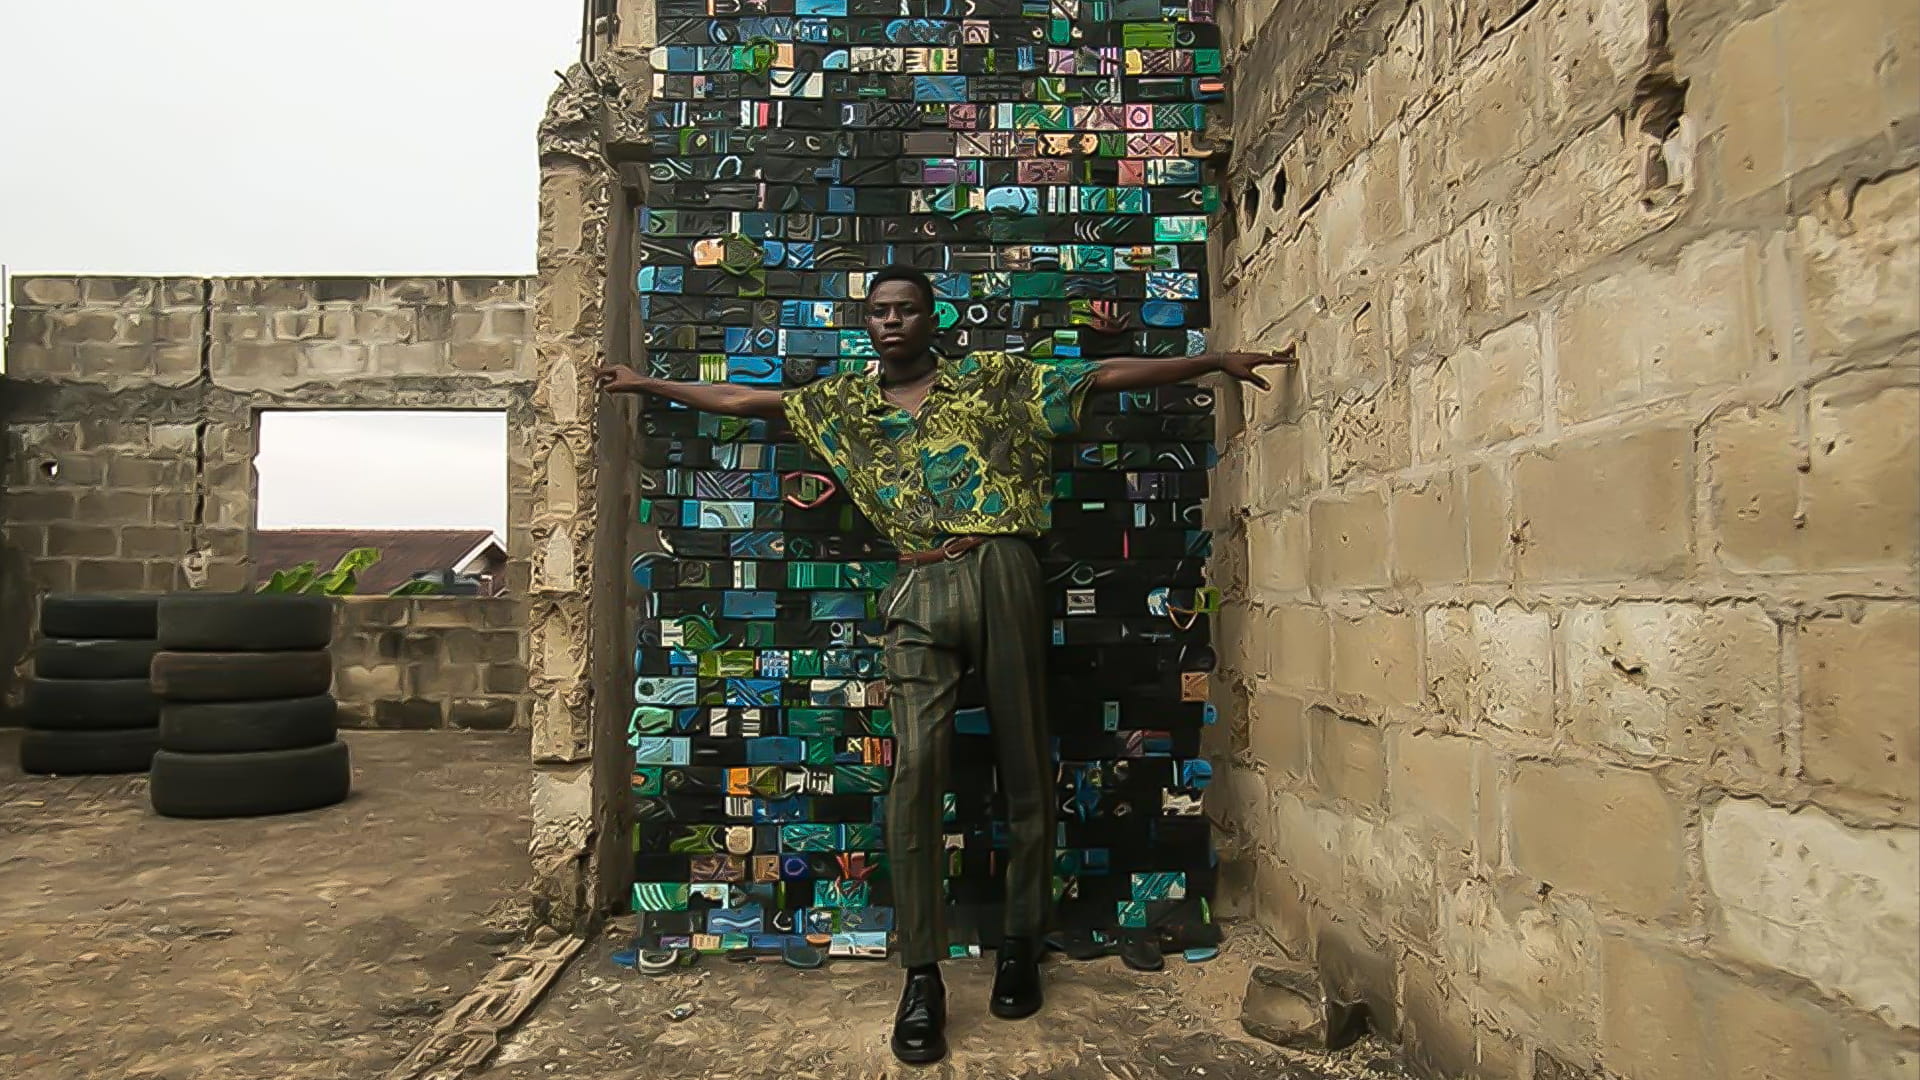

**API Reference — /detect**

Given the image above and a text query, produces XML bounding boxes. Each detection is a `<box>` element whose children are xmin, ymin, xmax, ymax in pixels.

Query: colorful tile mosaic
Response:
<box><xmin>630</xmin><ymin>0</ymin><xmax>1224</xmax><ymax>961</ymax></box>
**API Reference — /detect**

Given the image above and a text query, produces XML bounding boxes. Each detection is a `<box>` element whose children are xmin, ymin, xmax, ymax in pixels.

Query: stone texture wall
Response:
<box><xmin>1207</xmin><ymin>0</ymin><xmax>1918</xmax><ymax>1077</ymax></box>
<box><xmin>0</xmin><ymin>276</ymin><xmax>538</xmax><ymax>727</ymax></box>
<box><xmin>526</xmin><ymin>42</ymin><xmax>645</xmax><ymax>931</ymax></box>
<box><xmin>333</xmin><ymin>597</ymin><xmax>527</xmax><ymax>730</ymax></box>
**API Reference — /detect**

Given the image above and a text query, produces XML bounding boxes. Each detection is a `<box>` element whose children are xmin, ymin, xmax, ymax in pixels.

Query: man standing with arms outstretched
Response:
<box><xmin>598</xmin><ymin>266</ymin><xmax>1291</xmax><ymax>1065</ymax></box>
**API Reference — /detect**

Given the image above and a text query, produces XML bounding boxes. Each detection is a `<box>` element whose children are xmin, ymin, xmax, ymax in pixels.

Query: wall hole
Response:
<box><xmin>253</xmin><ymin>410</ymin><xmax>509</xmax><ymax>596</ymax></box>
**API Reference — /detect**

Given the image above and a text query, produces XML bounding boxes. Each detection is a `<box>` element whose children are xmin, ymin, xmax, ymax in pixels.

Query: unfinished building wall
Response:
<box><xmin>1207</xmin><ymin>0</ymin><xmax>1918</xmax><ymax>1077</ymax></box>
<box><xmin>1</xmin><ymin>276</ymin><xmax>537</xmax><ymax>729</ymax></box>
<box><xmin>527</xmin><ymin>61</ymin><xmax>637</xmax><ymax>930</ymax></box>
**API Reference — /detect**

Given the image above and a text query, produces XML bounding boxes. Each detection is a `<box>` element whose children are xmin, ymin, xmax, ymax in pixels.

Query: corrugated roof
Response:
<box><xmin>252</xmin><ymin>529</ymin><xmax>503</xmax><ymax>594</ymax></box>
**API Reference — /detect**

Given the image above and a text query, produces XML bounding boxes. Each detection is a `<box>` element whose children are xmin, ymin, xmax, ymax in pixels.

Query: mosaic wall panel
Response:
<box><xmin>628</xmin><ymin>0</ymin><xmax>1223</xmax><ymax>962</ymax></box>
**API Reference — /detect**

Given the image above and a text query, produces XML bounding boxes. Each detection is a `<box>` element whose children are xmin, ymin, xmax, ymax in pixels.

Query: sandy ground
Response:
<box><xmin>475</xmin><ymin>922</ymin><xmax>1411</xmax><ymax>1080</ymax></box>
<box><xmin>0</xmin><ymin>727</ymin><xmax>1407</xmax><ymax>1080</ymax></box>
<box><xmin>0</xmin><ymin>729</ymin><xmax>532</xmax><ymax>1080</ymax></box>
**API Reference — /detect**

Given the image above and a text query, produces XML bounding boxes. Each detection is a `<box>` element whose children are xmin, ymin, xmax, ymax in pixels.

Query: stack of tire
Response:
<box><xmin>19</xmin><ymin>594</ymin><xmax>164</xmax><ymax>775</ymax></box>
<box><xmin>148</xmin><ymin>593</ymin><xmax>352</xmax><ymax>818</ymax></box>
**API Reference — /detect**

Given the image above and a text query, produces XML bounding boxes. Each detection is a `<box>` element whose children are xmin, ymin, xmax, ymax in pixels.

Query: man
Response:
<box><xmin>598</xmin><ymin>266</ymin><xmax>1290</xmax><ymax>1065</ymax></box>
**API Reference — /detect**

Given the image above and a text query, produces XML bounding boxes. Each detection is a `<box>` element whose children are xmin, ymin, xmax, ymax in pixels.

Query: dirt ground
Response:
<box><xmin>478</xmin><ymin>925</ymin><xmax>1410</xmax><ymax>1080</ymax></box>
<box><xmin>0</xmin><ymin>727</ymin><xmax>1406</xmax><ymax>1080</ymax></box>
<box><xmin>0</xmin><ymin>729</ymin><xmax>533</xmax><ymax>1080</ymax></box>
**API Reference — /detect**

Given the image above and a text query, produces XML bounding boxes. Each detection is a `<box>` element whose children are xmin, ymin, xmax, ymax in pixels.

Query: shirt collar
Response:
<box><xmin>864</xmin><ymin>352</ymin><xmax>955</xmax><ymax>414</ymax></box>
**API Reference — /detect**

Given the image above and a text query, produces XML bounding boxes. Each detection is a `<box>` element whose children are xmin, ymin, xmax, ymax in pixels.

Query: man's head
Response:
<box><xmin>864</xmin><ymin>266</ymin><xmax>937</xmax><ymax>365</ymax></box>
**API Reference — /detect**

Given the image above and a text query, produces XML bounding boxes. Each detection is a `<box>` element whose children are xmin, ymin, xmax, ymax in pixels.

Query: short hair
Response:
<box><xmin>866</xmin><ymin>266</ymin><xmax>936</xmax><ymax>312</ymax></box>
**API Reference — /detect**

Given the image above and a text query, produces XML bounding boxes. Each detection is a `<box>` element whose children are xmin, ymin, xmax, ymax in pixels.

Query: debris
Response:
<box><xmin>383</xmin><ymin>933</ymin><xmax>586</xmax><ymax>1080</ymax></box>
<box><xmin>667</xmin><ymin>1003</ymin><xmax>697</xmax><ymax>1022</ymax></box>
<box><xmin>1239</xmin><ymin>964</ymin><xmax>1327</xmax><ymax>1049</ymax></box>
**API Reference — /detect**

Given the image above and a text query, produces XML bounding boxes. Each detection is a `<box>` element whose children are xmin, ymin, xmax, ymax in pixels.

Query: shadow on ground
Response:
<box><xmin>0</xmin><ymin>729</ymin><xmax>532</xmax><ymax>1080</ymax></box>
<box><xmin>480</xmin><ymin>926</ymin><xmax>1411</xmax><ymax>1080</ymax></box>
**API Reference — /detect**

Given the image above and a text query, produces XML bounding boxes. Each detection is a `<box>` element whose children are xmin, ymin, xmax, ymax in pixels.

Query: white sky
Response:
<box><xmin>0</xmin><ymin>1</ymin><xmax>581</xmax><ymax>275</ymax></box>
<box><xmin>255</xmin><ymin>412</ymin><xmax>508</xmax><ymax>535</ymax></box>
<box><xmin>0</xmin><ymin>2</ymin><xmax>578</xmax><ymax>533</ymax></box>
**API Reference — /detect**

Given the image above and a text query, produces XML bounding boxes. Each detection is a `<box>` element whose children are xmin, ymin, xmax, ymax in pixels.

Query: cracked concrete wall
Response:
<box><xmin>1207</xmin><ymin>0</ymin><xmax>1918</xmax><ymax>1077</ymax></box>
<box><xmin>528</xmin><ymin>52</ymin><xmax>641</xmax><ymax>932</ymax></box>
<box><xmin>0</xmin><ymin>276</ymin><xmax>537</xmax><ymax>724</ymax></box>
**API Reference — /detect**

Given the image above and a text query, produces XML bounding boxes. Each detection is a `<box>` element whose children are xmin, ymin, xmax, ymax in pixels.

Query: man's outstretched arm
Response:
<box><xmin>595</xmin><ymin>364</ymin><xmax>787</xmax><ymax>420</ymax></box>
<box><xmin>1089</xmin><ymin>347</ymin><xmax>1297</xmax><ymax>393</ymax></box>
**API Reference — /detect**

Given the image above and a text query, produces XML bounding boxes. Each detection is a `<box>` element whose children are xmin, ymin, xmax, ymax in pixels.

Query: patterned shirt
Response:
<box><xmin>783</xmin><ymin>350</ymin><xmax>1099</xmax><ymax>551</ymax></box>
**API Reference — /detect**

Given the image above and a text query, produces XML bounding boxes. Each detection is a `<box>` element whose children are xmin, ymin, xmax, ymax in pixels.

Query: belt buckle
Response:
<box><xmin>939</xmin><ymin>537</ymin><xmax>971</xmax><ymax>562</ymax></box>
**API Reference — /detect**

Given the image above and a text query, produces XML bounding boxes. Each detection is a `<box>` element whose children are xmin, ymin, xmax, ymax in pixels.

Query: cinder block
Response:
<box><xmin>1514</xmin><ymin>426</ymin><xmax>1691</xmax><ymax>581</ymax></box>
<box><xmin>1309</xmin><ymin>490</ymin><xmax>1390</xmax><ymax>591</ymax></box>
<box><xmin>1308</xmin><ymin>708</ymin><xmax>1386</xmax><ymax>808</ymax></box>
<box><xmin>1330</xmin><ymin>609</ymin><xmax>1419</xmax><ymax>707</ymax></box>
<box><xmin>1510</xmin><ymin>762</ymin><xmax>1684</xmax><ymax>918</ymax></box>
<box><xmin>1704</xmin><ymin>798</ymin><xmax>1920</xmax><ymax>1027</ymax></box>
<box><xmin>1799</xmin><ymin>605</ymin><xmax>1920</xmax><ymax>802</ymax></box>
<box><xmin>1561</xmin><ymin>602</ymin><xmax>1783</xmax><ymax>773</ymax></box>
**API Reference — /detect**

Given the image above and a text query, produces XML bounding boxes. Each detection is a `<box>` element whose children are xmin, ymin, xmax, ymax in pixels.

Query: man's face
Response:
<box><xmin>865</xmin><ymin>279</ymin><xmax>934</xmax><ymax>364</ymax></box>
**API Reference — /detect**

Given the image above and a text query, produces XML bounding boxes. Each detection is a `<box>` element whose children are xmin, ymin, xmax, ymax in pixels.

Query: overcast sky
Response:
<box><xmin>0</xmin><ymin>1</ymin><xmax>578</xmax><ymax>535</ymax></box>
<box><xmin>255</xmin><ymin>411</ymin><xmax>507</xmax><ymax>535</ymax></box>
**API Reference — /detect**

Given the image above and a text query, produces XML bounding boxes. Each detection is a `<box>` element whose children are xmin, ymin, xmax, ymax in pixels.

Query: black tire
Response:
<box><xmin>24</xmin><ymin>677</ymin><xmax>161</xmax><ymax>731</ymax></box>
<box><xmin>149</xmin><ymin>741</ymin><xmax>351</xmax><ymax>818</ymax></box>
<box><xmin>151</xmin><ymin>650</ymin><xmax>333</xmax><ymax>703</ymax></box>
<box><xmin>158</xmin><ymin>593</ymin><xmax>334</xmax><ymax>652</ymax></box>
<box><xmin>40</xmin><ymin>594</ymin><xmax>159</xmax><ymax>640</ymax></box>
<box><xmin>160</xmin><ymin>695</ymin><xmax>337</xmax><ymax>753</ymax></box>
<box><xmin>19</xmin><ymin>727</ymin><xmax>159</xmax><ymax>775</ymax></box>
<box><xmin>36</xmin><ymin>638</ymin><xmax>161</xmax><ymax>680</ymax></box>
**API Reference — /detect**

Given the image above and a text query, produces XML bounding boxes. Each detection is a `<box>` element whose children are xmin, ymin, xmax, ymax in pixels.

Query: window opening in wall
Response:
<box><xmin>253</xmin><ymin>410</ymin><xmax>508</xmax><ymax>597</ymax></box>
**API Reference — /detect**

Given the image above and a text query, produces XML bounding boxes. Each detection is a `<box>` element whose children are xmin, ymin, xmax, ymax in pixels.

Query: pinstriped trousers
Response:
<box><xmin>881</xmin><ymin>537</ymin><xmax>1054</xmax><ymax>968</ymax></box>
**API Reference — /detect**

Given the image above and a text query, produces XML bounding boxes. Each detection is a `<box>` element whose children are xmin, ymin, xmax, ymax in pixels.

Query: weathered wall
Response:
<box><xmin>1207</xmin><ymin>0</ymin><xmax>1918</xmax><ymax>1077</ymax></box>
<box><xmin>528</xmin><ymin>49</ymin><xmax>644</xmax><ymax>931</ymax></box>
<box><xmin>333</xmin><ymin>597</ymin><xmax>527</xmax><ymax>730</ymax></box>
<box><xmin>0</xmin><ymin>276</ymin><xmax>538</xmax><ymax>727</ymax></box>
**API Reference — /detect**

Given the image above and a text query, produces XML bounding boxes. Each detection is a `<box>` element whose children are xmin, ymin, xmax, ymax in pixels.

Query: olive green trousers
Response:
<box><xmin>881</xmin><ymin>537</ymin><xmax>1054</xmax><ymax>968</ymax></box>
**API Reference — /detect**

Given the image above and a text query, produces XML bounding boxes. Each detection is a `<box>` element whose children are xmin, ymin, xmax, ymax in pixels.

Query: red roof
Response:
<box><xmin>252</xmin><ymin>529</ymin><xmax>503</xmax><ymax>593</ymax></box>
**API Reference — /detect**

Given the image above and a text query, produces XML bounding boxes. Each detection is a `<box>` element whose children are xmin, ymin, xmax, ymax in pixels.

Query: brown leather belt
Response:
<box><xmin>896</xmin><ymin>536</ymin><xmax>989</xmax><ymax>567</ymax></box>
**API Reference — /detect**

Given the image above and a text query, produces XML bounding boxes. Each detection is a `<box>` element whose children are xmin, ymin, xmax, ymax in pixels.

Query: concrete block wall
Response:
<box><xmin>1207</xmin><ymin>0</ymin><xmax>1918</xmax><ymax>1077</ymax></box>
<box><xmin>333</xmin><ymin>597</ymin><xmax>528</xmax><ymax>730</ymax></box>
<box><xmin>1</xmin><ymin>276</ymin><xmax>538</xmax><ymax>727</ymax></box>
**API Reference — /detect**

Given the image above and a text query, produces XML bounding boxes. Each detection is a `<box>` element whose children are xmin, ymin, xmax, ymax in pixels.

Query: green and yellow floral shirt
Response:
<box><xmin>783</xmin><ymin>350</ymin><xmax>1099</xmax><ymax>551</ymax></box>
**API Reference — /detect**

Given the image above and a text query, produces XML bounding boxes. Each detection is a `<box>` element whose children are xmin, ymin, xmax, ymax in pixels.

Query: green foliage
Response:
<box><xmin>257</xmin><ymin>547</ymin><xmax>443</xmax><ymax>598</ymax></box>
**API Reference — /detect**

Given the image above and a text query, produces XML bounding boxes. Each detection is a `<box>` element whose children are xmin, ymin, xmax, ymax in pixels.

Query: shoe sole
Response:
<box><xmin>891</xmin><ymin>1043</ymin><xmax>947</xmax><ymax>1065</ymax></box>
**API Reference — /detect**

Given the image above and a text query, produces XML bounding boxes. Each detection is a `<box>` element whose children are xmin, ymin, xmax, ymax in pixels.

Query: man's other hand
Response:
<box><xmin>1214</xmin><ymin>347</ymin><xmax>1297</xmax><ymax>392</ymax></box>
<box><xmin>595</xmin><ymin>364</ymin><xmax>647</xmax><ymax>394</ymax></box>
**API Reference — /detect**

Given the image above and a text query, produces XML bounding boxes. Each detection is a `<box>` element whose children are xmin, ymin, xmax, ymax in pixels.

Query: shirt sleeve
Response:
<box><xmin>1005</xmin><ymin>354</ymin><xmax>1100</xmax><ymax>439</ymax></box>
<box><xmin>782</xmin><ymin>374</ymin><xmax>852</xmax><ymax>476</ymax></box>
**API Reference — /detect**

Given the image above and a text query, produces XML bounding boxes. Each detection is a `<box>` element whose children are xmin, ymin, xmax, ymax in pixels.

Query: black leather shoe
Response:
<box><xmin>891</xmin><ymin>968</ymin><xmax>947</xmax><ymax>1065</ymax></box>
<box><xmin>990</xmin><ymin>936</ymin><xmax>1043</xmax><ymax>1019</ymax></box>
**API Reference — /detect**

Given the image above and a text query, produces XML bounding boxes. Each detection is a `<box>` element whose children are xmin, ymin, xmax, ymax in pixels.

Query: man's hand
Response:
<box><xmin>1212</xmin><ymin>346</ymin><xmax>1297</xmax><ymax>392</ymax></box>
<box><xmin>595</xmin><ymin>364</ymin><xmax>649</xmax><ymax>394</ymax></box>
<box><xmin>1090</xmin><ymin>344</ymin><xmax>1299</xmax><ymax>394</ymax></box>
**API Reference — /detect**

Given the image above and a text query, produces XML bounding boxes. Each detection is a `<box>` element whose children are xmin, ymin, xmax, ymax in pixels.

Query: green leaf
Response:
<box><xmin>389</xmin><ymin>578</ymin><xmax>442</xmax><ymax>597</ymax></box>
<box><xmin>331</xmin><ymin>548</ymin><xmax>382</xmax><ymax>578</ymax></box>
<box><xmin>309</xmin><ymin>548</ymin><xmax>381</xmax><ymax>596</ymax></box>
<box><xmin>314</xmin><ymin>569</ymin><xmax>358</xmax><ymax>596</ymax></box>
<box><xmin>273</xmin><ymin>562</ymin><xmax>319</xmax><ymax>595</ymax></box>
